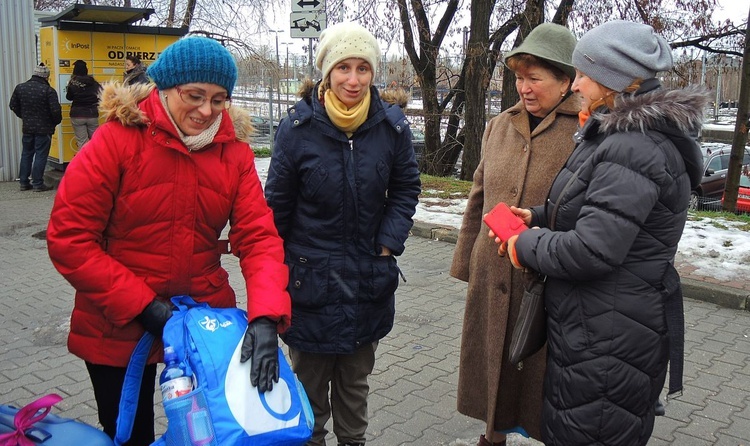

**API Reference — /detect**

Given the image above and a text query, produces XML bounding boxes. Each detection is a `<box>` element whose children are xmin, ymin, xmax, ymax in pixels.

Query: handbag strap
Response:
<box><xmin>0</xmin><ymin>394</ymin><xmax>63</xmax><ymax>446</ymax></box>
<box><xmin>114</xmin><ymin>332</ymin><xmax>155</xmax><ymax>446</ymax></box>
<box><xmin>661</xmin><ymin>266</ymin><xmax>684</xmax><ymax>397</ymax></box>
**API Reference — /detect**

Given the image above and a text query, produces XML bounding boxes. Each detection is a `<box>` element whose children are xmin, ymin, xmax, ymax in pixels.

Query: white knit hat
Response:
<box><xmin>315</xmin><ymin>22</ymin><xmax>380</xmax><ymax>81</ymax></box>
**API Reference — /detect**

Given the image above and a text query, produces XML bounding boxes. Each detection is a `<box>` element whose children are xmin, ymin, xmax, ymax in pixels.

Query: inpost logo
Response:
<box><xmin>63</xmin><ymin>39</ymin><xmax>90</xmax><ymax>52</ymax></box>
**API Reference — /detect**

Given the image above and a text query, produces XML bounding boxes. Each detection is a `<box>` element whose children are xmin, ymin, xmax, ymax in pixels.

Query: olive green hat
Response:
<box><xmin>503</xmin><ymin>23</ymin><xmax>577</xmax><ymax>80</ymax></box>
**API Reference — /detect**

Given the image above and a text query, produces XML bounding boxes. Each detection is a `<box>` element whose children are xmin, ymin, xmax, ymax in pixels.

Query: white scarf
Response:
<box><xmin>159</xmin><ymin>93</ymin><xmax>223</xmax><ymax>151</ymax></box>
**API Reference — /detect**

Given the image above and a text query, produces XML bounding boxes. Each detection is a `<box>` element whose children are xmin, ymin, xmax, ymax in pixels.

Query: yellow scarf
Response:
<box><xmin>322</xmin><ymin>88</ymin><xmax>371</xmax><ymax>137</ymax></box>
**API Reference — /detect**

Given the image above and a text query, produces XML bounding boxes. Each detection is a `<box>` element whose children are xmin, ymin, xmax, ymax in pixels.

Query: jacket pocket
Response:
<box><xmin>557</xmin><ymin>285</ymin><xmax>591</xmax><ymax>352</ymax></box>
<box><xmin>300</xmin><ymin>162</ymin><xmax>328</xmax><ymax>201</ymax></box>
<box><xmin>286</xmin><ymin>244</ymin><xmax>330</xmax><ymax>308</ymax></box>
<box><xmin>363</xmin><ymin>255</ymin><xmax>399</xmax><ymax>302</ymax></box>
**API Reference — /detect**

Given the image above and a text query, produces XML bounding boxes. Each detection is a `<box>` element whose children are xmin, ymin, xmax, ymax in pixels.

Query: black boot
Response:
<box><xmin>655</xmin><ymin>398</ymin><xmax>666</xmax><ymax>416</ymax></box>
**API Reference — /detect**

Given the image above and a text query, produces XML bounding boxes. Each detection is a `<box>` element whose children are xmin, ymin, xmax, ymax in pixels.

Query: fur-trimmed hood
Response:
<box><xmin>584</xmin><ymin>82</ymin><xmax>711</xmax><ymax>188</ymax></box>
<box><xmin>98</xmin><ymin>82</ymin><xmax>255</xmax><ymax>143</ymax></box>
<box><xmin>595</xmin><ymin>83</ymin><xmax>711</xmax><ymax>137</ymax></box>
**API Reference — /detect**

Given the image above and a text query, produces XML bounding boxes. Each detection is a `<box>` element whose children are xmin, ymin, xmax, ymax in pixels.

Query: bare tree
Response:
<box><xmin>723</xmin><ymin>5</ymin><xmax>750</xmax><ymax>212</ymax></box>
<box><xmin>34</xmin><ymin>0</ymin><xmax>746</xmax><ymax>180</ymax></box>
<box><xmin>394</xmin><ymin>0</ymin><xmax>460</xmax><ymax>176</ymax></box>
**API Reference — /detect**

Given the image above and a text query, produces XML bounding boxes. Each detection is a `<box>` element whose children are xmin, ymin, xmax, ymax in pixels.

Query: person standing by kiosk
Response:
<box><xmin>9</xmin><ymin>63</ymin><xmax>62</xmax><ymax>192</ymax></box>
<box><xmin>66</xmin><ymin>59</ymin><xmax>102</xmax><ymax>149</ymax></box>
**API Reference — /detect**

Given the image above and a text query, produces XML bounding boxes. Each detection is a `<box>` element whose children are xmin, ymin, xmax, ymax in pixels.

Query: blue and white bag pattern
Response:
<box><xmin>116</xmin><ymin>295</ymin><xmax>313</xmax><ymax>446</ymax></box>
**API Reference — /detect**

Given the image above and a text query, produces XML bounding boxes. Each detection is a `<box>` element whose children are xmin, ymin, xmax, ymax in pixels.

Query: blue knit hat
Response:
<box><xmin>147</xmin><ymin>36</ymin><xmax>238</xmax><ymax>96</ymax></box>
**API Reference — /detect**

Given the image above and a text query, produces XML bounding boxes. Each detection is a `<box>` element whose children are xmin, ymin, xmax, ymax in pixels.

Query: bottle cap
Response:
<box><xmin>163</xmin><ymin>345</ymin><xmax>177</xmax><ymax>362</ymax></box>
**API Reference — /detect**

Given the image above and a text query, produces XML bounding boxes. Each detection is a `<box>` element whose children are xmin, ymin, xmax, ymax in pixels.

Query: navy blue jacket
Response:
<box><xmin>265</xmin><ymin>84</ymin><xmax>421</xmax><ymax>353</ymax></box>
<box><xmin>9</xmin><ymin>76</ymin><xmax>62</xmax><ymax>135</ymax></box>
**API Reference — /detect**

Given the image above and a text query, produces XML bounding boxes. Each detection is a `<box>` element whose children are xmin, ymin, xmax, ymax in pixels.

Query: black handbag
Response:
<box><xmin>508</xmin><ymin>273</ymin><xmax>547</xmax><ymax>367</ymax></box>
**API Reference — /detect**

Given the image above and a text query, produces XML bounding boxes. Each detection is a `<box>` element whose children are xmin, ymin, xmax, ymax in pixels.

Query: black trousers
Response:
<box><xmin>86</xmin><ymin>362</ymin><xmax>157</xmax><ymax>446</ymax></box>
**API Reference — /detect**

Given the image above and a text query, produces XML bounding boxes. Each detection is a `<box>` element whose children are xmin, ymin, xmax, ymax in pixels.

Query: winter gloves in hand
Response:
<box><xmin>136</xmin><ymin>299</ymin><xmax>173</xmax><ymax>337</ymax></box>
<box><xmin>240</xmin><ymin>317</ymin><xmax>279</xmax><ymax>393</ymax></box>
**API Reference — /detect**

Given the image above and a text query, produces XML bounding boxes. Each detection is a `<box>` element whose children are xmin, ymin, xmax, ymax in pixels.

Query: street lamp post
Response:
<box><xmin>271</xmin><ymin>29</ymin><xmax>284</xmax><ymax>122</ymax></box>
<box><xmin>280</xmin><ymin>42</ymin><xmax>292</xmax><ymax>109</ymax></box>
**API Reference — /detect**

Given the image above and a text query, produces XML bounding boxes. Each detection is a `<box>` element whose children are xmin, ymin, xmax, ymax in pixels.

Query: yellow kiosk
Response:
<box><xmin>39</xmin><ymin>4</ymin><xmax>188</xmax><ymax>168</ymax></box>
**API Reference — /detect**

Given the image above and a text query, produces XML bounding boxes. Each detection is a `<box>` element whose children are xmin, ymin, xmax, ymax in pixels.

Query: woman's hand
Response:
<box><xmin>509</xmin><ymin>206</ymin><xmax>532</xmax><ymax>225</ymax></box>
<box><xmin>488</xmin><ymin>230</ymin><xmax>524</xmax><ymax>269</ymax></box>
<box><xmin>488</xmin><ymin>228</ymin><xmax>509</xmax><ymax>257</ymax></box>
<box><xmin>379</xmin><ymin>246</ymin><xmax>392</xmax><ymax>256</ymax></box>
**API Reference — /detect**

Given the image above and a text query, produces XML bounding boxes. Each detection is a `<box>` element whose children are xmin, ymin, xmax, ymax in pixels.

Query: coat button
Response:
<box><xmin>511</xmin><ymin>187</ymin><xmax>518</xmax><ymax>196</ymax></box>
<box><xmin>294</xmin><ymin>280</ymin><xmax>301</xmax><ymax>289</ymax></box>
<box><xmin>500</xmin><ymin>283</ymin><xmax>508</xmax><ymax>294</ymax></box>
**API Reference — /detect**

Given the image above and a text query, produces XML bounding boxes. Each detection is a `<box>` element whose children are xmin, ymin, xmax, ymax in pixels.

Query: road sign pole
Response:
<box><xmin>308</xmin><ymin>38</ymin><xmax>314</xmax><ymax>78</ymax></box>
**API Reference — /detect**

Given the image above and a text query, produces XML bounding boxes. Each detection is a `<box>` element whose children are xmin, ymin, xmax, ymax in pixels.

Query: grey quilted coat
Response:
<box><xmin>515</xmin><ymin>80</ymin><xmax>709</xmax><ymax>446</ymax></box>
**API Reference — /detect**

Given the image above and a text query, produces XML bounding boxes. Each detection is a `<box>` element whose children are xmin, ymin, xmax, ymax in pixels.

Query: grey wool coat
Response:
<box><xmin>450</xmin><ymin>93</ymin><xmax>579</xmax><ymax>439</ymax></box>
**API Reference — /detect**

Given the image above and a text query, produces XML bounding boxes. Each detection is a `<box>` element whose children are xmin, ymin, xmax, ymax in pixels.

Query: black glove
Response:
<box><xmin>136</xmin><ymin>299</ymin><xmax>173</xmax><ymax>338</ymax></box>
<box><xmin>240</xmin><ymin>317</ymin><xmax>279</xmax><ymax>393</ymax></box>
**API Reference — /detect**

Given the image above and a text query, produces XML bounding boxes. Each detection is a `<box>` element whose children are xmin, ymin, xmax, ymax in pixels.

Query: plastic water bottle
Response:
<box><xmin>160</xmin><ymin>345</ymin><xmax>193</xmax><ymax>401</ymax></box>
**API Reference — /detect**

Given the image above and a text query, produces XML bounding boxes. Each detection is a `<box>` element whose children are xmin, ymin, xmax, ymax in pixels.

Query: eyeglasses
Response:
<box><xmin>175</xmin><ymin>87</ymin><xmax>231</xmax><ymax>111</ymax></box>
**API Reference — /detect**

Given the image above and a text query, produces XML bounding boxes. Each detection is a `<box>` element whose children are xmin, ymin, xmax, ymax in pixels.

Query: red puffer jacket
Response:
<box><xmin>47</xmin><ymin>84</ymin><xmax>291</xmax><ymax>367</ymax></box>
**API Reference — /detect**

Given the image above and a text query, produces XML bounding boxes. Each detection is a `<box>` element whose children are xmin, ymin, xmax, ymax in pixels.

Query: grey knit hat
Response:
<box><xmin>316</xmin><ymin>22</ymin><xmax>380</xmax><ymax>81</ymax></box>
<box><xmin>503</xmin><ymin>23</ymin><xmax>577</xmax><ymax>80</ymax></box>
<box><xmin>34</xmin><ymin>64</ymin><xmax>50</xmax><ymax>79</ymax></box>
<box><xmin>572</xmin><ymin>20</ymin><xmax>673</xmax><ymax>92</ymax></box>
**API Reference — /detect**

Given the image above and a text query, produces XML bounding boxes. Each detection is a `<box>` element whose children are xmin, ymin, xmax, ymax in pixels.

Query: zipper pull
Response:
<box><xmin>349</xmin><ymin>140</ymin><xmax>354</xmax><ymax>151</ymax></box>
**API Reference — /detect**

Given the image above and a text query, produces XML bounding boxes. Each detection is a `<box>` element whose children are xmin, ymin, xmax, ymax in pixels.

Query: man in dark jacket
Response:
<box><xmin>9</xmin><ymin>63</ymin><xmax>62</xmax><ymax>191</ymax></box>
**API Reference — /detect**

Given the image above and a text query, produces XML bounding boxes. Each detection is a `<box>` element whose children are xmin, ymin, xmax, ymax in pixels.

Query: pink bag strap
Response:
<box><xmin>0</xmin><ymin>394</ymin><xmax>63</xmax><ymax>446</ymax></box>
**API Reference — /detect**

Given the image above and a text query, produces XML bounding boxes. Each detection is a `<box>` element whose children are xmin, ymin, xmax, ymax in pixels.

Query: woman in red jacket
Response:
<box><xmin>47</xmin><ymin>36</ymin><xmax>291</xmax><ymax>445</ymax></box>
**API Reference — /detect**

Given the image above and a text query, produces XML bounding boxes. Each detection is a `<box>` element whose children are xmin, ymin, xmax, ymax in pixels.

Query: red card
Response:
<box><xmin>483</xmin><ymin>202</ymin><xmax>528</xmax><ymax>242</ymax></box>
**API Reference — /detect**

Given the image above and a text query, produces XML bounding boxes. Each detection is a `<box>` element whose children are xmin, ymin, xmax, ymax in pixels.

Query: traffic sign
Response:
<box><xmin>291</xmin><ymin>0</ymin><xmax>324</xmax><ymax>13</ymax></box>
<box><xmin>290</xmin><ymin>11</ymin><xmax>326</xmax><ymax>38</ymax></box>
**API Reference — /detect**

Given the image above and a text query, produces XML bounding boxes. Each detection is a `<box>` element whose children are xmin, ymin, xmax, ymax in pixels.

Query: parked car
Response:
<box><xmin>721</xmin><ymin>164</ymin><xmax>750</xmax><ymax>213</ymax></box>
<box><xmin>249</xmin><ymin>115</ymin><xmax>277</xmax><ymax>135</ymax></box>
<box><xmin>691</xmin><ymin>147</ymin><xmax>750</xmax><ymax>210</ymax></box>
<box><xmin>411</xmin><ymin>128</ymin><xmax>425</xmax><ymax>159</ymax></box>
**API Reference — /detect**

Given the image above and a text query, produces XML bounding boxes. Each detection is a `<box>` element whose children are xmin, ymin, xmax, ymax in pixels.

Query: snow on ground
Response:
<box><xmin>254</xmin><ymin>146</ymin><xmax>750</xmax><ymax>282</ymax></box>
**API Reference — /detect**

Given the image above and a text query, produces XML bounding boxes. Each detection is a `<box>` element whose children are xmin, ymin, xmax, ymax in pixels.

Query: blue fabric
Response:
<box><xmin>19</xmin><ymin>134</ymin><xmax>52</xmax><ymax>188</ymax></box>
<box><xmin>117</xmin><ymin>296</ymin><xmax>312</xmax><ymax>446</ymax></box>
<box><xmin>114</xmin><ymin>333</ymin><xmax>155</xmax><ymax>446</ymax></box>
<box><xmin>147</xmin><ymin>36</ymin><xmax>237</xmax><ymax>96</ymax></box>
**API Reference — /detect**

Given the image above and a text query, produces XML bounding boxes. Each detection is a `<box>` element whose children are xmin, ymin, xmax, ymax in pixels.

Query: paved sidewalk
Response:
<box><xmin>0</xmin><ymin>181</ymin><xmax>748</xmax><ymax>445</ymax></box>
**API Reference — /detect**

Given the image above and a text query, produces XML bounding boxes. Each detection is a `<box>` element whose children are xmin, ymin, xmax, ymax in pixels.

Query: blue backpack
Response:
<box><xmin>115</xmin><ymin>296</ymin><xmax>313</xmax><ymax>446</ymax></box>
